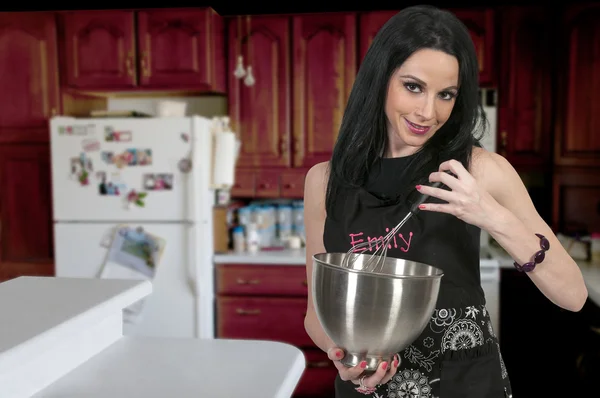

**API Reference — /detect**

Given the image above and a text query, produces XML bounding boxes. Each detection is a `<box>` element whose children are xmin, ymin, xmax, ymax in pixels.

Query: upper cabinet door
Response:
<box><xmin>137</xmin><ymin>9</ymin><xmax>226</xmax><ymax>91</ymax></box>
<box><xmin>228</xmin><ymin>16</ymin><xmax>291</xmax><ymax>168</ymax></box>
<box><xmin>358</xmin><ymin>11</ymin><xmax>399</xmax><ymax>64</ymax></box>
<box><xmin>292</xmin><ymin>13</ymin><xmax>357</xmax><ymax>169</ymax></box>
<box><xmin>497</xmin><ymin>6</ymin><xmax>553</xmax><ymax>169</ymax></box>
<box><xmin>0</xmin><ymin>13</ymin><xmax>59</xmax><ymax>131</ymax></box>
<box><xmin>62</xmin><ymin>11</ymin><xmax>136</xmax><ymax>89</ymax></box>
<box><xmin>555</xmin><ymin>4</ymin><xmax>600</xmax><ymax>167</ymax></box>
<box><xmin>451</xmin><ymin>9</ymin><xmax>495</xmax><ymax>86</ymax></box>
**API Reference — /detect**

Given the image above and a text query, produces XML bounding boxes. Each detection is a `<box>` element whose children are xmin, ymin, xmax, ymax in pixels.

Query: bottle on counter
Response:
<box><xmin>232</xmin><ymin>226</ymin><xmax>245</xmax><ymax>253</ymax></box>
<box><xmin>246</xmin><ymin>223</ymin><xmax>260</xmax><ymax>254</ymax></box>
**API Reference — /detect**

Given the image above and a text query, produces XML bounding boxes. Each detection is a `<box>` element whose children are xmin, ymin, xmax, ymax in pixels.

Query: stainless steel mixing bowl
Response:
<box><xmin>312</xmin><ymin>252</ymin><xmax>443</xmax><ymax>372</ymax></box>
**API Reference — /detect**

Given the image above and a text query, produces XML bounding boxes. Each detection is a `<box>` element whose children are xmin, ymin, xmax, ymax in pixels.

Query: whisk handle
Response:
<box><xmin>410</xmin><ymin>181</ymin><xmax>445</xmax><ymax>214</ymax></box>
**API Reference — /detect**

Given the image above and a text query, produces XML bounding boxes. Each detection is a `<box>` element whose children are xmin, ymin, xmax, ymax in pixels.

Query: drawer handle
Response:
<box><xmin>236</xmin><ymin>308</ymin><xmax>261</xmax><ymax>315</ymax></box>
<box><xmin>236</xmin><ymin>278</ymin><xmax>260</xmax><ymax>285</ymax></box>
<box><xmin>307</xmin><ymin>360</ymin><xmax>331</xmax><ymax>368</ymax></box>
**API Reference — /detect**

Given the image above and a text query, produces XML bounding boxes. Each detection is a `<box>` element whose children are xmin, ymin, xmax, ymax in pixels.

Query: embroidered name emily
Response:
<box><xmin>348</xmin><ymin>228</ymin><xmax>413</xmax><ymax>253</ymax></box>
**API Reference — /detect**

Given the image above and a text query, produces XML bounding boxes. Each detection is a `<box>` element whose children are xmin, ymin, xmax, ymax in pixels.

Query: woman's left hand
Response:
<box><xmin>415</xmin><ymin>159</ymin><xmax>502</xmax><ymax>230</ymax></box>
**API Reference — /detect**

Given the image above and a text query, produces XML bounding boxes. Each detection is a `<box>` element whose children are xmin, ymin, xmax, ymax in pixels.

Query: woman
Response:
<box><xmin>303</xmin><ymin>5</ymin><xmax>587</xmax><ymax>398</ymax></box>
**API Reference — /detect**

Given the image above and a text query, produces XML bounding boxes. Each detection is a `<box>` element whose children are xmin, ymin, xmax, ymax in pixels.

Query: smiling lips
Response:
<box><xmin>404</xmin><ymin>118</ymin><xmax>432</xmax><ymax>135</ymax></box>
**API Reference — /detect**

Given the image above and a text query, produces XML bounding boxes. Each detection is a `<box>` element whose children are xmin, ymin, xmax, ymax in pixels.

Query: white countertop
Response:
<box><xmin>35</xmin><ymin>337</ymin><xmax>306</xmax><ymax>398</ymax></box>
<box><xmin>214</xmin><ymin>249</ymin><xmax>307</xmax><ymax>265</ymax></box>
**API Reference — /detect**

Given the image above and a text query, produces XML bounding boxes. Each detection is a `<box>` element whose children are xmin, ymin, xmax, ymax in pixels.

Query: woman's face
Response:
<box><xmin>384</xmin><ymin>48</ymin><xmax>459</xmax><ymax>157</ymax></box>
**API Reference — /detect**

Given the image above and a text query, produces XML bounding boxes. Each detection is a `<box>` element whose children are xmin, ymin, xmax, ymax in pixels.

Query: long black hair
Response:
<box><xmin>325</xmin><ymin>5</ymin><xmax>488</xmax><ymax>218</ymax></box>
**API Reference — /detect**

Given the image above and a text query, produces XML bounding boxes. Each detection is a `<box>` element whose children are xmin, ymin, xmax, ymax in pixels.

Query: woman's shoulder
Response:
<box><xmin>470</xmin><ymin>146</ymin><xmax>520</xmax><ymax>193</ymax></box>
<box><xmin>304</xmin><ymin>161</ymin><xmax>330</xmax><ymax>212</ymax></box>
<box><xmin>305</xmin><ymin>161</ymin><xmax>330</xmax><ymax>191</ymax></box>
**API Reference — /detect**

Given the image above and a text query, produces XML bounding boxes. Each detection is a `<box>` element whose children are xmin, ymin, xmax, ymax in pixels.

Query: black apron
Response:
<box><xmin>323</xmin><ymin>155</ymin><xmax>513</xmax><ymax>398</ymax></box>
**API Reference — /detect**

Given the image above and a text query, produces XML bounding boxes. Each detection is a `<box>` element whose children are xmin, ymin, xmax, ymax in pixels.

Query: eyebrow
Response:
<box><xmin>399</xmin><ymin>74</ymin><xmax>459</xmax><ymax>91</ymax></box>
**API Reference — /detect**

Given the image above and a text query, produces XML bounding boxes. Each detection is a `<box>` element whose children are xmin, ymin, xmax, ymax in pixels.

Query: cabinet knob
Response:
<box><xmin>236</xmin><ymin>278</ymin><xmax>260</xmax><ymax>285</ymax></box>
<box><xmin>235</xmin><ymin>308</ymin><xmax>261</xmax><ymax>315</ymax></box>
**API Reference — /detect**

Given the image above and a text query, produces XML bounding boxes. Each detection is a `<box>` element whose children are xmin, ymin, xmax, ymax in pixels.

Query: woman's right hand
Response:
<box><xmin>327</xmin><ymin>347</ymin><xmax>400</xmax><ymax>392</ymax></box>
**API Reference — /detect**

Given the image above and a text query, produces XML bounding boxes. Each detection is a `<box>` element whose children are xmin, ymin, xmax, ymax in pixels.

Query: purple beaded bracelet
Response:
<box><xmin>513</xmin><ymin>233</ymin><xmax>550</xmax><ymax>272</ymax></box>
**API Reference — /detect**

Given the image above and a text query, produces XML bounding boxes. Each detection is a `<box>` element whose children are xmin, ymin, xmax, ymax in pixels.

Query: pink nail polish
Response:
<box><xmin>418</xmin><ymin>204</ymin><xmax>426</xmax><ymax>209</ymax></box>
<box><xmin>381</xmin><ymin>362</ymin><xmax>388</xmax><ymax>370</ymax></box>
<box><xmin>336</xmin><ymin>351</ymin><xmax>343</xmax><ymax>358</ymax></box>
<box><xmin>360</xmin><ymin>361</ymin><xmax>367</xmax><ymax>369</ymax></box>
<box><xmin>415</xmin><ymin>185</ymin><xmax>421</xmax><ymax>190</ymax></box>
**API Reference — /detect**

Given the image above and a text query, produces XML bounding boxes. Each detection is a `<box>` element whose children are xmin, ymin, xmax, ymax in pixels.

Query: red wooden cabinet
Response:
<box><xmin>228</xmin><ymin>16</ymin><xmax>291</xmax><ymax>168</ymax></box>
<box><xmin>451</xmin><ymin>9</ymin><xmax>495</xmax><ymax>86</ymax></box>
<box><xmin>215</xmin><ymin>264</ymin><xmax>336</xmax><ymax>398</ymax></box>
<box><xmin>497</xmin><ymin>6</ymin><xmax>553</xmax><ymax>169</ymax></box>
<box><xmin>137</xmin><ymin>9</ymin><xmax>225</xmax><ymax>90</ymax></box>
<box><xmin>358</xmin><ymin>9</ymin><xmax>495</xmax><ymax>86</ymax></box>
<box><xmin>292</xmin><ymin>13</ymin><xmax>357</xmax><ymax>169</ymax></box>
<box><xmin>0</xmin><ymin>12</ymin><xmax>60</xmax><ymax>142</ymax></box>
<box><xmin>59</xmin><ymin>8</ymin><xmax>226</xmax><ymax>92</ymax></box>
<box><xmin>61</xmin><ymin>11</ymin><xmax>137</xmax><ymax>89</ymax></box>
<box><xmin>552</xmin><ymin>168</ymin><xmax>600</xmax><ymax>234</ymax></box>
<box><xmin>554</xmin><ymin>3</ymin><xmax>600</xmax><ymax>168</ymax></box>
<box><xmin>0</xmin><ymin>145</ymin><xmax>54</xmax><ymax>282</ymax></box>
<box><xmin>358</xmin><ymin>11</ymin><xmax>399</xmax><ymax>64</ymax></box>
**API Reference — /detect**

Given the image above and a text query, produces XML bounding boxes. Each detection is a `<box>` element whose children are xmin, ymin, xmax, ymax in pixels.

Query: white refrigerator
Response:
<box><xmin>49</xmin><ymin>115</ymin><xmax>219</xmax><ymax>340</ymax></box>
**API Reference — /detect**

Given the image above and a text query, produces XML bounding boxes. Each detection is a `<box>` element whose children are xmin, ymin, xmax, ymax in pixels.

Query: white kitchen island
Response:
<box><xmin>0</xmin><ymin>277</ymin><xmax>305</xmax><ymax>398</ymax></box>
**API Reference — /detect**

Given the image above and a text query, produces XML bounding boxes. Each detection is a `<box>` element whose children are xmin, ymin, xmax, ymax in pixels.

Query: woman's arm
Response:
<box><xmin>476</xmin><ymin>151</ymin><xmax>587</xmax><ymax>312</ymax></box>
<box><xmin>418</xmin><ymin>148</ymin><xmax>587</xmax><ymax>312</ymax></box>
<box><xmin>303</xmin><ymin>161</ymin><xmax>337</xmax><ymax>352</ymax></box>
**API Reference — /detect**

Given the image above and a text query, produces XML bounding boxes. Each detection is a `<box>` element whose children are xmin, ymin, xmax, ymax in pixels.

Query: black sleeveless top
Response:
<box><xmin>324</xmin><ymin>154</ymin><xmax>485</xmax><ymax>308</ymax></box>
<box><xmin>323</xmin><ymin>154</ymin><xmax>512</xmax><ymax>398</ymax></box>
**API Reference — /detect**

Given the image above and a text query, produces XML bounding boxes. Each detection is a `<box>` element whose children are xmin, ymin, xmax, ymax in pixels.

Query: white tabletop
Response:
<box><xmin>0</xmin><ymin>277</ymin><xmax>150</xmax><ymax>374</ymax></box>
<box><xmin>35</xmin><ymin>337</ymin><xmax>306</xmax><ymax>398</ymax></box>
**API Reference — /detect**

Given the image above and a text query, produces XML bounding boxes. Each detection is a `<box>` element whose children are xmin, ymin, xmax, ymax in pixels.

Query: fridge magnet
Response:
<box><xmin>122</xmin><ymin>149</ymin><xmax>152</xmax><ymax>166</ymax></box>
<box><xmin>104</xmin><ymin>225</ymin><xmax>166</xmax><ymax>277</ymax></box>
<box><xmin>136</xmin><ymin>149</ymin><xmax>152</xmax><ymax>166</ymax></box>
<box><xmin>58</xmin><ymin>126</ymin><xmax>72</xmax><ymax>135</ymax></box>
<box><xmin>105</xmin><ymin>126</ymin><xmax>132</xmax><ymax>142</ymax></box>
<box><xmin>181</xmin><ymin>133</ymin><xmax>190</xmax><ymax>143</ymax></box>
<box><xmin>143</xmin><ymin>173</ymin><xmax>173</xmax><ymax>191</ymax></box>
<box><xmin>101</xmin><ymin>151</ymin><xmax>114</xmax><ymax>164</ymax></box>
<box><xmin>126</xmin><ymin>189</ymin><xmax>148</xmax><ymax>208</ymax></box>
<box><xmin>113</xmin><ymin>153</ymin><xmax>128</xmax><ymax>169</ymax></box>
<box><xmin>70</xmin><ymin>153</ymin><xmax>93</xmax><ymax>185</ymax></box>
<box><xmin>81</xmin><ymin>138</ymin><xmax>100</xmax><ymax>152</ymax></box>
<box><xmin>178</xmin><ymin>158</ymin><xmax>192</xmax><ymax>173</ymax></box>
<box><xmin>98</xmin><ymin>172</ymin><xmax>127</xmax><ymax>196</ymax></box>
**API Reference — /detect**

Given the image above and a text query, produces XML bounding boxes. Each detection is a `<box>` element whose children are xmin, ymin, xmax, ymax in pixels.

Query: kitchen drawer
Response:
<box><xmin>293</xmin><ymin>348</ymin><xmax>337</xmax><ymax>397</ymax></box>
<box><xmin>216</xmin><ymin>264</ymin><xmax>308</xmax><ymax>297</ymax></box>
<box><xmin>216</xmin><ymin>296</ymin><xmax>312</xmax><ymax>347</ymax></box>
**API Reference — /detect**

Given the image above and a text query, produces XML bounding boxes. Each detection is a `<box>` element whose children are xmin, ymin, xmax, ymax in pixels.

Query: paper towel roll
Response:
<box><xmin>212</xmin><ymin>131</ymin><xmax>237</xmax><ymax>188</ymax></box>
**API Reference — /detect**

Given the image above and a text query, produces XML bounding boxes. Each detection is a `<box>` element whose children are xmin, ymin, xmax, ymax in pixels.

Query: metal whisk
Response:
<box><xmin>342</xmin><ymin>181</ymin><xmax>445</xmax><ymax>273</ymax></box>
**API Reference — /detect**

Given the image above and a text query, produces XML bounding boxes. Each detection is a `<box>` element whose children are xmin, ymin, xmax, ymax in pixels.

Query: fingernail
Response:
<box><xmin>336</xmin><ymin>350</ymin><xmax>343</xmax><ymax>358</ymax></box>
<box><xmin>381</xmin><ymin>362</ymin><xmax>388</xmax><ymax>370</ymax></box>
<box><xmin>418</xmin><ymin>204</ymin><xmax>426</xmax><ymax>209</ymax></box>
<box><xmin>360</xmin><ymin>361</ymin><xmax>367</xmax><ymax>369</ymax></box>
<box><xmin>415</xmin><ymin>185</ymin><xmax>421</xmax><ymax>190</ymax></box>
<box><xmin>393</xmin><ymin>359</ymin><xmax>399</xmax><ymax>367</ymax></box>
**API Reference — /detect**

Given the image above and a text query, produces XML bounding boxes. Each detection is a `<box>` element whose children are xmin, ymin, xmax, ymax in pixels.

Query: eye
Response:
<box><xmin>439</xmin><ymin>91</ymin><xmax>457</xmax><ymax>101</ymax></box>
<box><xmin>403</xmin><ymin>82</ymin><xmax>422</xmax><ymax>93</ymax></box>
